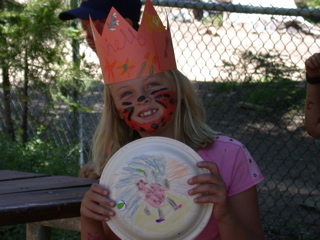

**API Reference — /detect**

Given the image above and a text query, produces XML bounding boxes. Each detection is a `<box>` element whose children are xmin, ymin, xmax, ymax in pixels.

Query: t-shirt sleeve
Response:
<box><xmin>227</xmin><ymin>144</ymin><xmax>264</xmax><ymax>197</ymax></box>
<box><xmin>198</xmin><ymin>136</ymin><xmax>264</xmax><ymax>198</ymax></box>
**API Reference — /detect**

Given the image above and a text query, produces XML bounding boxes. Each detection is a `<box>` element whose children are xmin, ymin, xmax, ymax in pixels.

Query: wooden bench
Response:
<box><xmin>0</xmin><ymin>170</ymin><xmax>97</xmax><ymax>239</ymax></box>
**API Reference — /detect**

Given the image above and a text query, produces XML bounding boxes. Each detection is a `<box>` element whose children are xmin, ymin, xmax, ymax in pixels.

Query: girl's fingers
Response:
<box><xmin>80</xmin><ymin>183</ymin><xmax>117</xmax><ymax>221</ymax></box>
<box><xmin>197</xmin><ymin>161</ymin><xmax>221</xmax><ymax>176</ymax></box>
<box><xmin>81</xmin><ymin>205</ymin><xmax>110</xmax><ymax>221</ymax></box>
<box><xmin>81</xmin><ymin>197</ymin><xmax>115</xmax><ymax>221</ymax></box>
<box><xmin>89</xmin><ymin>191</ymin><xmax>116</xmax><ymax>208</ymax></box>
<box><xmin>187</xmin><ymin>161</ymin><xmax>227</xmax><ymax>204</ymax></box>
<box><xmin>193</xmin><ymin>194</ymin><xmax>225</xmax><ymax>204</ymax></box>
<box><xmin>188</xmin><ymin>161</ymin><xmax>222</xmax><ymax>185</ymax></box>
<box><xmin>188</xmin><ymin>173</ymin><xmax>220</xmax><ymax>186</ymax></box>
<box><xmin>88</xmin><ymin>183</ymin><xmax>116</xmax><ymax>207</ymax></box>
<box><xmin>91</xmin><ymin>183</ymin><xmax>109</xmax><ymax>195</ymax></box>
<box><xmin>86</xmin><ymin>201</ymin><xmax>114</xmax><ymax>217</ymax></box>
<box><xmin>189</xmin><ymin>181</ymin><xmax>227</xmax><ymax>204</ymax></box>
<box><xmin>189</xmin><ymin>181</ymin><xmax>224</xmax><ymax>195</ymax></box>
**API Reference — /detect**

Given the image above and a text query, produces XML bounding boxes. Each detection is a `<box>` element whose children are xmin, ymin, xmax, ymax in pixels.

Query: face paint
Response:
<box><xmin>119</xmin><ymin>89</ymin><xmax>177</xmax><ymax>133</ymax></box>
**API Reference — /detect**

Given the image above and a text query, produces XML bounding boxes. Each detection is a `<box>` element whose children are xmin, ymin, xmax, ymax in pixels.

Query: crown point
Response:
<box><xmin>92</xmin><ymin>0</ymin><xmax>176</xmax><ymax>84</ymax></box>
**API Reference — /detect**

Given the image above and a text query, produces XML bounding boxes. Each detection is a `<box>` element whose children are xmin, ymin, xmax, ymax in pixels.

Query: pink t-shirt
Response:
<box><xmin>195</xmin><ymin>135</ymin><xmax>264</xmax><ymax>240</ymax></box>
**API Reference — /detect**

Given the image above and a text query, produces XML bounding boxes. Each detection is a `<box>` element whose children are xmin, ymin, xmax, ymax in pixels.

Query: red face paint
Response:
<box><xmin>119</xmin><ymin>90</ymin><xmax>177</xmax><ymax>133</ymax></box>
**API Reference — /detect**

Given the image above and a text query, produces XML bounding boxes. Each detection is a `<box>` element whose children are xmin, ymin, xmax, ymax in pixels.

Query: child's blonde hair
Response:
<box><xmin>92</xmin><ymin>69</ymin><xmax>218</xmax><ymax>175</ymax></box>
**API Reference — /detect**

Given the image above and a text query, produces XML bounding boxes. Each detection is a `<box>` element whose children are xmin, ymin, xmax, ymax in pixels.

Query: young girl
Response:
<box><xmin>80</xmin><ymin>1</ymin><xmax>265</xmax><ymax>239</ymax></box>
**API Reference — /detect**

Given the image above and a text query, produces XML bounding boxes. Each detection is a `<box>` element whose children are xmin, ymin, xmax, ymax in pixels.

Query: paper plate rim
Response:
<box><xmin>100</xmin><ymin>136</ymin><xmax>213</xmax><ymax>240</ymax></box>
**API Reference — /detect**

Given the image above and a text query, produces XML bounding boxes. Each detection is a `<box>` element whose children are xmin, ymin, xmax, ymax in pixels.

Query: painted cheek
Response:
<box><xmin>136</xmin><ymin>91</ymin><xmax>177</xmax><ymax>133</ymax></box>
<box><xmin>119</xmin><ymin>107</ymin><xmax>141</xmax><ymax>131</ymax></box>
<box><xmin>118</xmin><ymin>91</ymin><xmax>177</xmax><ymax>134</ymax></box>
<box><xmin>154</xmin><ymin>91</ymin><xmax>177</xmax><ymax>124</ymax></box>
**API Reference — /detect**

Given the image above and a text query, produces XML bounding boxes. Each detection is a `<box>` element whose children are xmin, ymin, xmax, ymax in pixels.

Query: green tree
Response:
<box><xmin>0</xmin><ymin>0</ymin><xmax>95</xmax><ymax>142</ymax></box>
<box><xmin>0</xmin><ymin>0</ymin><xmax>23</xmax><ymax>140</ymax></box>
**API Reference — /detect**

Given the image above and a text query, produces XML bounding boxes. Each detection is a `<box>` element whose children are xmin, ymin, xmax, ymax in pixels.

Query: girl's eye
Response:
<box><xmin>147</xmin><ymin>82</ymin><xmax>159</xmax><ymax>88</ymax></box>
<box><xmin>121</xmin><ymin>91</ymin><xmax>132</xmax><ymax>98</ymax></box>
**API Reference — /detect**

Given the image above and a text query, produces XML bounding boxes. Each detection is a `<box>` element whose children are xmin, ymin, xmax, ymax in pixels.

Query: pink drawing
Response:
<box><xmin>135</xmin><ymin>170</ymin><xmax>182</xmax><ymax>223</ymax></box>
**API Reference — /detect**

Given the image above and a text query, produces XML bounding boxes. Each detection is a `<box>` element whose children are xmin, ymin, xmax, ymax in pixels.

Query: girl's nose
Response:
<box><xmin>137</xmin><ymin>95</ymin><xmax>150</xmax><ymax>104</ymax></box>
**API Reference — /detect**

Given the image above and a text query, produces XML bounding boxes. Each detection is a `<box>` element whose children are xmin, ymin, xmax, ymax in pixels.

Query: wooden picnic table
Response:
<box><xmin>0</xmin><ymin>170</ymin><xmax>98</xmax><ymax>239</ymax></box>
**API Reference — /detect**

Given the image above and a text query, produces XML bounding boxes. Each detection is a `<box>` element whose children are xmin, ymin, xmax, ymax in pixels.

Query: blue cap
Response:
<box><xmin>59</xmin><ymin>0</ymin><xmax>142</xmax><ymax>22</ymax></box>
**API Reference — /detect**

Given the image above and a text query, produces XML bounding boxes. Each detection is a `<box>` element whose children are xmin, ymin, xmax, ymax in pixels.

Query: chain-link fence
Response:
<box><xmin>1</xmin><ymin>0</ymin><xmax>320</xmax><ymax>239</ymax></box>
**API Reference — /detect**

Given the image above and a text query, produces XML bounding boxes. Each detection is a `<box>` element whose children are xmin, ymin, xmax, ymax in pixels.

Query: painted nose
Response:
<box><xmin>137</xmin><ymin>95</ymin><xmax>149</xmax><ymax>103</ymax></box>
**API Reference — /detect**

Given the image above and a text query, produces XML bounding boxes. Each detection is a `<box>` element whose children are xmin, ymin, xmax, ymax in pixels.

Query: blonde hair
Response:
<box><xmin>92</xmin><ymin>69</ymin><xmax>218</xmax><ymax>175</ymax></box>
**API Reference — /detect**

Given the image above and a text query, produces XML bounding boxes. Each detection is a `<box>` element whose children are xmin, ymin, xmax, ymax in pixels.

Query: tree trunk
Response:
<box><xmin>2</xmin><ymin>65</ymin><xmax>15</xmax><ymax>140</ymax></box>
<box><xmin>0</xmin><ymin>1</ymin><xmax>15</xmax><ymax>140</ymax></box>
<box><xmin>21</xmin><ymin>50</ymin><xmax>29</xmax><ymax>143</ymax></box>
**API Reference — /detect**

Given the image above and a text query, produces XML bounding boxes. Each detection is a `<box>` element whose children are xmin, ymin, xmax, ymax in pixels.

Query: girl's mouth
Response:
<box><xmin>138</xmin><ymin>109</ymin><xmax>158</xmax><ymax>117</ymax></box>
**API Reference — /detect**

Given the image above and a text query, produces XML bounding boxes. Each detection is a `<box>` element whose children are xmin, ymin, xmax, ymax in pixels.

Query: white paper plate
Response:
<box><xmin>100</xmin><ymin>137</ymin><xmax>213</xmax><ymax>240</ymax></box>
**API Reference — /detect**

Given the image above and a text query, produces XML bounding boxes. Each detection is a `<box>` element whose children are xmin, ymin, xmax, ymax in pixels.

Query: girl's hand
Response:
<box><xmin>80</xmin><ymin>183</ymin><xmax>116</xmax><ymax>222</ymax></box>
<box><xmin>305</xmin><ymin>53</ymin><xmax>320</xmax><ymax>78</ymax></box>
<box><xmin>187</xmin><ymin>161</ymin><xmax>229</xmax><ymax>221</ymax></box>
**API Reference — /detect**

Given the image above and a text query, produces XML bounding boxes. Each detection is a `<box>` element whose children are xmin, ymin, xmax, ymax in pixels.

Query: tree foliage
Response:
<box><xmin>304</xmin><ymin>0</ymin><xmax>320</xmax><ymax>9</ymax></box>
<box><xmin>295</xmin><ymin>0</ymin><xmax>320</xmax><ymax>23</ymax></box>
<box><xmin>0</xmin><ymin>0</ymin><xmax>96</xmax><ymax>142</ymax></box>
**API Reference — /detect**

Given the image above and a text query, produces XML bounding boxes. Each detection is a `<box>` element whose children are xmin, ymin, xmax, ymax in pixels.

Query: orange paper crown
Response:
<box><xmin>90</xmin><ymin>0</ymin><xmax>176</xmax><ymax>84</ymax></box>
